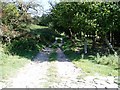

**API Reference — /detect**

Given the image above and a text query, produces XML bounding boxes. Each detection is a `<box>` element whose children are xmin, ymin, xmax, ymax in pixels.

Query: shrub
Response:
<box><xmin>4</xmin><ymin>38</ymin><xmax>42</xmax><ymax>59</ymax></box>
<box><xmin>95</xmin><ymin>53</ymin><xmax>119</xmax><ymax>68</ymax></box>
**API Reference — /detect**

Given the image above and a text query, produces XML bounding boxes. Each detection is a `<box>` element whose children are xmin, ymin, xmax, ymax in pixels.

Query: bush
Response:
<box><xmin>4</xmin><ymin>38</ymin><xmax>42</xmax><ymax>59</ymax></box>
<box><xmin>95</xmin><ymin>53</ymin><xmax>119</xmax><ymax>69</ymax></box>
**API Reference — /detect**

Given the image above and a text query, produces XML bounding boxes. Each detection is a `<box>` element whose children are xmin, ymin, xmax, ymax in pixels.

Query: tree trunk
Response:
<box><xmin>92</xmin><ymin>33</ymin><xmax>96</xmax><ymax>50</ymax></box>
<box><xmin>69</xmin><ymin>28</ymin><xmax>76</xmax><ymax>45</ymax></box>
<box><xmin>112</xmin><ymin>32</ymin><xmax>115</xmax><ymax>46</ymax></box>
<box><xmin>104</xmin><ymin>36</ymin><xmax>116</xmax><ymax>53</ymax></box>
<box><xmin>110</xmin><ymin>31</ymin><xmax>112</xmax><ymax>43</ymax></box>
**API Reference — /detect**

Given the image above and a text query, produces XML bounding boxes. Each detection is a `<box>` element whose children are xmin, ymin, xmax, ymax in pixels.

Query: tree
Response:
<box><xmin>95</xmin><ymin>2</ymin><xmax>120</xmax><ymax>53</ymax></box>
<box><xmin>1</xmin><ymin>0</ymin><xmax>42</xmax><ymax>43</ymax></box>
<box><xmin>50</xmin><ymin>2</ymin><xmax>120</xmax><ymax>54</ymax></box>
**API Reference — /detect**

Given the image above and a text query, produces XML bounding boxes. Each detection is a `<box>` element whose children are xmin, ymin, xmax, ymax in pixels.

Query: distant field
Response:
<box><xmin>30</xmin><ymin>24</ymin><xmax>48</xmax><ymax>29</ymax></box>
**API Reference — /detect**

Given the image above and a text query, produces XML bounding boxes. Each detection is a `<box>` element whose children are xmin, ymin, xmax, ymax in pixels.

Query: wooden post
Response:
<box><xmin>84</xmin><ymin>35</ymin><xmax>87</xmax><ymax>54</ymax></box>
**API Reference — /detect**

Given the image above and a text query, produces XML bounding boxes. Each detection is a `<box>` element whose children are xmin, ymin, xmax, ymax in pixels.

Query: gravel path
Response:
<box><xmin>2</xmin><ymin>48</ymin><xmax>52</xmax><ymax>88</ymax></box>
<box><xmin>50</xmin><ymin>48</ymin><xmax>118</xmax><ymax>88</ymax></box>
<box><xmin>7</xmin><ymin>62</ymin><xmax>49</xmax><ymax>88</ymax></box>
<box><xmin>0</xmin><ymin>47</ymin><xmax>119</xmax><ymax>88</ymax></box>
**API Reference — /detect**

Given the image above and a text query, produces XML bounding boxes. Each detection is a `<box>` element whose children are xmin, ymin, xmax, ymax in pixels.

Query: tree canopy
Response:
<box><xmin>49</xmin><ymin>2</ymin><xmax>120</xmax><ymax>53</ymax></box>
<box><xmin>0</xmin><ymin>0</ymin><xmax>42</xmax><ymax>42</ymax></box>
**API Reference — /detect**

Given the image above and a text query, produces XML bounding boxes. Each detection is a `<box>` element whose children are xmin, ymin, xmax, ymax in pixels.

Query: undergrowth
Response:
<box><xmin>95</xmin><ymin>53</ymin><xmax>119</xmax><ymax>69</ymax></box>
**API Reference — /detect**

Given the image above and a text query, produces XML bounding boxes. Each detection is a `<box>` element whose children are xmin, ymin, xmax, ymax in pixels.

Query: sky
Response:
<box><xmin>2</xmin><ymin>0</ymin><xmax>60</xmax><ymax>16</ymax></box>
<box><xmin>25</xmin><ymin>0</ymin><xmax>60</xmax><ymax>16</ymax></box>
<box><xmin>27</xmin><ymin>0</ymin><xmax>52</xmax><ymax>16</ymax></box>
<box><xmin>36</xmin><ymin>0</ymin><xmax>60</xmax><ymax>16</ymax></box>
<box><xmin>35</xmin><ymin>0</ymin><xmax>60</xmax><ymax>16</ymax></box>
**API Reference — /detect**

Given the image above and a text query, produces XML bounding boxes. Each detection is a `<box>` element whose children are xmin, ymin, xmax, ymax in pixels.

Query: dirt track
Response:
<box><xmin>1</xmin><ymin>48</ymin><xmax>118</xmax><ymax>88</ymax></box>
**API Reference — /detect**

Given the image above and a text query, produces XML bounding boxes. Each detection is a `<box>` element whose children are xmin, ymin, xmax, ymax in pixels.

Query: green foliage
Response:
<box><xmin>95</xmin><ymin>53</ymin><xmax>119</xmax><ymax>69</ymax></box>
<box><xmin>50</xmin><ymin>2</ymin><xmax>120</xmax><ymax>50</ymax></box>
<box><xmin>29</xmin><ymin>24</ymin><xmax>58</xmax><ymax>45</ymax></box>
<box><xmin>1</xmin><ymin>3</ymin><xmax>26</xmax><ymax>32</ymax></box>
<box><xmin>1</xmin><ymin>1</ymin><xmax>42</xmax><ymax>43</ymax></box>
<box><xmin>51</xmin><ymin>2</ymin><xmax>120</xmax><ymax>34</ymax></box>
<box><xmin>49</xmin><ymin>51</ymin><xmax>57</xmax><ymax>61</ymax></box>
<box><xmin>64</xmin><ymin>45</ymin><xmax>118</xmax><ymax>76</ymax></box>
<box><xmin>33</xmin><ymin>14</ymin><xmax>51</xmax><ymax>26</ymax></box>
<box><xmin>0</xmin><ymin>45</ymin><xmax>30</xmax><ymax>80</ymax></box>
<box><xmin>4</xmin><ymin>38</ymin><xmax>41</xmax><ymax>59</ymax></box>
<box><xmin>2</xmin><ymin>3</ymin><xmax>19</xmax><ymax>25</ymax></box>
<box><xmin>3</xmin><ymin>24</ymin><xmax>58</xmax><ymax>59</ymax></box>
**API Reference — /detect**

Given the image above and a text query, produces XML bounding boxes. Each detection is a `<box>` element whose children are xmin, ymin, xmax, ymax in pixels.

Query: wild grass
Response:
<box><xmin>43</xmin><ymin>62</ymin><xmax>60</xmax><ymax>88</ymax></box>
<box><xmin>64</xmin><ymin>49</ymin><xmax>119</xmax><ymax>76</ymax></box>
<box><xmin>62</xmin><ymin>39</ymin><xmax>119</xmax><ymax>76</ymax></box>
<box><xmin>73</xmin><ymin>60</ymin><xmax>118</xmax><ymax>76</ymax></box>
<box><xmin>30</xmin><ymin>24</ymin><xmax>48</xmax><ymax>30</ymax></box>
<box><xmin>0</xmin><ymin>45</ymin><xmax>30</xmax><ymax>80</ymax></box>
<box><xmin>49</xmin><ymin>51</ymin><xmax>57</xmax><ymax>61</ymax></box>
